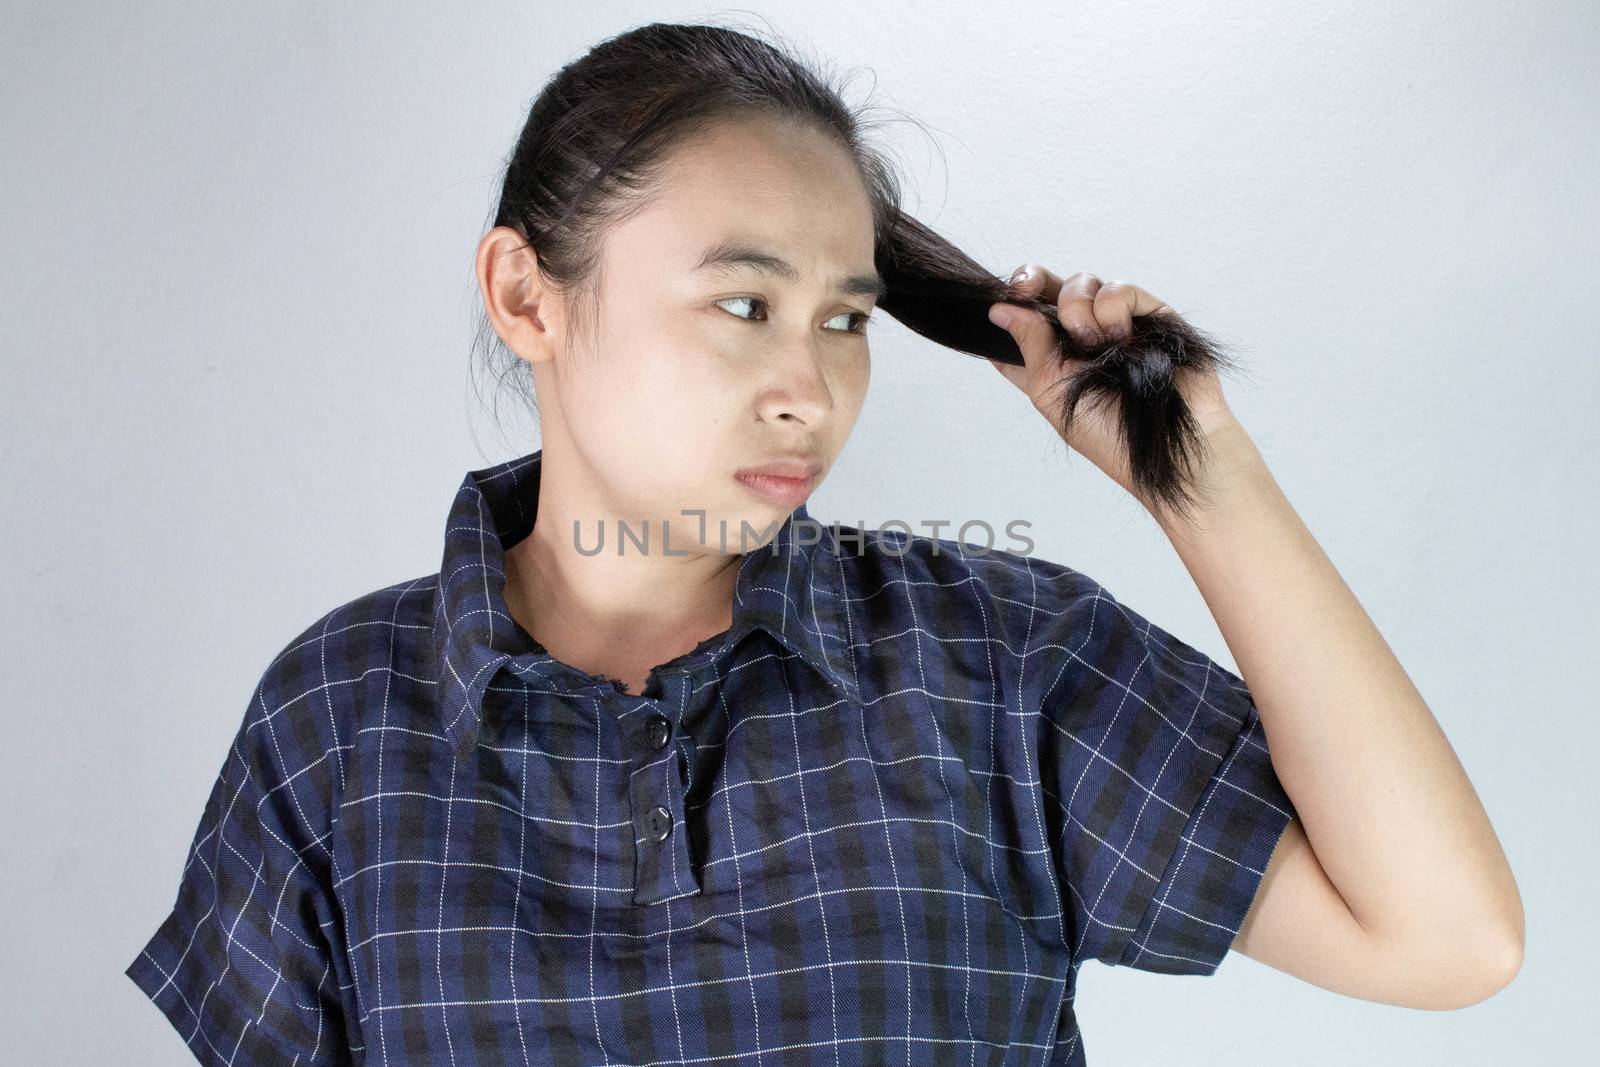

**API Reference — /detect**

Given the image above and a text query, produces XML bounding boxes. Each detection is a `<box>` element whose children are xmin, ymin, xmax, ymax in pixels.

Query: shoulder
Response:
<box><xmin>237</xmin><ymin>574</ymin><xmax>440</xmax><ymax>810</ymax></box>
<box><xmin>253</xmin><ymin>574</ymin><xmax>438</xmax><ymax>712</ymax></box>
<box><xmin>254</xmin><ymin>573</ymin><xmax>439</xmax><ymax>704</ymax></box>
<box><xmin>826</xmin><ymin>521</ymin><xmax>1103</xmax><ymax>632</ymax></box>
<box><xmin>822</xmin><ymin>522</ymin><xmax>1215</xmax><ymax>694</ymax></box>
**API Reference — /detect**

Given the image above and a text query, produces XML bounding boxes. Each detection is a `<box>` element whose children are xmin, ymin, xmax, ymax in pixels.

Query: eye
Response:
<box><xmin>715</xmin><ymin>296</ymin><xmax>767</xmax><ymax>323</ymax></box>
<box><xmin>825</xmin><ymin>309</ymin><xmax>875</xmax><ymax>335</ymax></box>
<box><xmin>715</xmin><ymin>296</ymin><xmax>874</xmax><ymax>335</ymax></box>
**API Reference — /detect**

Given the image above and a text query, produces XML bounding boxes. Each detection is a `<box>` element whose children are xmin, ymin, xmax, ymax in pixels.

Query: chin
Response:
<box><xmin>707</xmin><ymin>501</ymin><xmax>786</xmax><ymax>553</ymax></box>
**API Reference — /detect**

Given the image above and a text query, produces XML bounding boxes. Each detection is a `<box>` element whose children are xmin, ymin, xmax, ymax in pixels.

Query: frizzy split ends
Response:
<box><xmin>475</xmin><ymin>18</ymin><xmax>1242</xmax><ymax>522</ymax></box>
<box><xmin>876</xmin><ymin>213</ymin><xmax>1241</xmax><ymax>521</ymax></box>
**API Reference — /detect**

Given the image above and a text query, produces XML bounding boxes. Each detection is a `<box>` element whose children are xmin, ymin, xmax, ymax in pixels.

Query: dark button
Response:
<box><xmin>646</xmin><ymin>805</ymin><xmax>673</xmax><ymax>842</ymax></box>
<box><xmin>646</xmin><ymin>713</ymin><xmax>672</xmax><ymax>751</ymax></box>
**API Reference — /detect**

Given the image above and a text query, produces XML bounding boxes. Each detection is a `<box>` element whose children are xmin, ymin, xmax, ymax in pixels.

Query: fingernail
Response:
<box><xmin>1008</xmin><ymin>264</ymin><xmax>1030</xmax><ymax>285</ymax></box>
<box><xmin>988</xmin><ymin>304</ymin><xmax>1014</xmax><ymax>329</ymax></box>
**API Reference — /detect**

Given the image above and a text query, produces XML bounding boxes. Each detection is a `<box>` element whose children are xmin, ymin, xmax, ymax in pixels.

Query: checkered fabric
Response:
<box><xmin>126</xmin><ymin>448</ymin><xmax>1296</xmax><ymax>1066</ymax></box>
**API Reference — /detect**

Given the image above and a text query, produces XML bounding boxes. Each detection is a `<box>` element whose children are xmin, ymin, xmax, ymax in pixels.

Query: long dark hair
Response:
<box><xmin>474</xmin><ymin>18</ymin><xmax>1240</xmax><ymax>522</ymax></box>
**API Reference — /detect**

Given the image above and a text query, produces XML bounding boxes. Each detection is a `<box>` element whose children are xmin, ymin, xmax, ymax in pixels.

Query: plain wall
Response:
<box><xmin>3</xmin><ymin>1</ymin><xmax>1595</xmax><ymax>1062</ymax></box>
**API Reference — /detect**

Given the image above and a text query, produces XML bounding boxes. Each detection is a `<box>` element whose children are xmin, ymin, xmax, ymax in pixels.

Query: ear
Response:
<box><xmin>476</xmin><ymin>226</ymin><xmax>564</xmax><ymax>366</ymax></box>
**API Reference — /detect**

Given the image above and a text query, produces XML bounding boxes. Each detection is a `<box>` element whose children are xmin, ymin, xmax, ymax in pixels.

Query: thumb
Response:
<box><xmin>987</xmin><ymin>301</ymin><xmax>1058</xmax><ymax>374</ymax></box>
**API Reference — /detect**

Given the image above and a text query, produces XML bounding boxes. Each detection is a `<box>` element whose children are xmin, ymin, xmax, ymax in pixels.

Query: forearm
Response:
<box><xmin>1147</xmin><ymin>419</ymin><xmax>1523</xmax><ymax>962</ymax></box>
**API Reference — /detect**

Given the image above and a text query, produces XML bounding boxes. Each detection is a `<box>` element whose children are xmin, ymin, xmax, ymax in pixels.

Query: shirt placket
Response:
<box><xmin>626</xmin><ymin>668</ymin><xmax>703</xmax><ymax>906</ymax></box>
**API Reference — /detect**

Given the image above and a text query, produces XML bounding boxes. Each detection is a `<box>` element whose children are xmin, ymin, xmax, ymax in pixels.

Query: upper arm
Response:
<box><xmin>1021</xmin><ymin>559</ymin><xmax>1516</xmax><ymax>1009</ymax></box>
<box><xmin>1231</xmin><ymin>813</ymin><xmax>1376</xmax><ymax>986</ymax></box>
<box><xmin>1233</xmin><ymin>815</ymin><xmax>1518</xmax><ymax>1010</ymax></box>
<box><xmin>125</xmin><ymin>667</ymin><xmax>361</xmax><ymax>1065</ymax></box>
<box><xmin>1024</xmin><ymin>563</ymin><xmax>1297</xmax><ymax>977</ymax></box>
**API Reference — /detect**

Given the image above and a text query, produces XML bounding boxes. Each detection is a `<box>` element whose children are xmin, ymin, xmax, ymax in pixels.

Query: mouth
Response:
<box><xmin>733</xmin><ymin>465</ymin><xmax>819</xmax><ymax>508</ymax></box>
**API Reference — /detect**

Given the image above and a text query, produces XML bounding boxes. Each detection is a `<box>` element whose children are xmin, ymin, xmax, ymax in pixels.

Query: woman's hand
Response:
<box><xmin>986</xmin><ymin>264</ymin><xmax>1237</xmax><ymax>505</ymax></box>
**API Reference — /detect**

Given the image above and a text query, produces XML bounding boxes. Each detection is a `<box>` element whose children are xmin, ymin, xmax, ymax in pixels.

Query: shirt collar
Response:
<box><xmin>432</xmin><ymin>449</ymin><xmax>858</xmax><ymax>754</ymax></box>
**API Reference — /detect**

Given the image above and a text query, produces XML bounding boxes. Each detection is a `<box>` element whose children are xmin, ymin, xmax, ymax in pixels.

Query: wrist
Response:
<box><xmin>1143</xmin><ymin>416</ymin><xmax>1273</xmax><ymax>532</ymax></box>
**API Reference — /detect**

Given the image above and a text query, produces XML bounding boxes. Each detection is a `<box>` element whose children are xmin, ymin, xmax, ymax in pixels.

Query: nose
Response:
<box><xmin>754</xmin><ymin>347</ymin><xmax>835</xmax><ymax>427</ymax></box>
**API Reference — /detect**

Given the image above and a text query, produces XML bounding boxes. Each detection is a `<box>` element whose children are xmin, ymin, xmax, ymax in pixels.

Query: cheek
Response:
<box><xmin>567</xmin><ymin>332</ymin><xmax>724</xmax><ymax>461</ymax></box>
<box><xmin>832</xmin><ymin>351</ymin><xmax>871</xmax><ymax>420</ymax></box>
<box><xmin>848</xmin><ymin>349</ymin><xmax>871</xmax><ymax>395</ymax></box>
<box><xmin>569</xmin><ymin>315</ymin><xmax>699</xmax><ymax>411</ymax></box>
<box><xmin>624</xmin><ymin>337</ymin><xmax>724</xmax><ymax>415</ymax></box>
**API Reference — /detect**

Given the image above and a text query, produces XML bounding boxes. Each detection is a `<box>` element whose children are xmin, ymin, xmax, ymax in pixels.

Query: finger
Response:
<box><xmin>1094</xmin><ymin>280</ymin><xmax>1177</xmax><ymax>340</ymax></box>
<box><xmin>1010</xmin><ymin>265</ymin><xmax>1105</xmax><ymax>345</ymax></box>
<box><xmin>1058</xmin><ymin>271</ymin><xmax>1106</xmax><ymax>344</ymax></box>
<box><xmin>987</xmin><ymin>300</ymin><xmax>1061</xmax><ymax>377</ymax></box>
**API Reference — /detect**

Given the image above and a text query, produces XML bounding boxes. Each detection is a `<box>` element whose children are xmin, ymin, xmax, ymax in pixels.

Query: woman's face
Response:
<box><xmin>528</xmin><ymin>114</ymin><xmax>880</xmax><ymax>552</ymax></box>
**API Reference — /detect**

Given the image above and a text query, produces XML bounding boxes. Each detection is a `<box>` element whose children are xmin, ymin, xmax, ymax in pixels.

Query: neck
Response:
<box><xmin>501</xmin><ymin>446</ymin><xmax>747</xmax><ymax>689</ymax></box>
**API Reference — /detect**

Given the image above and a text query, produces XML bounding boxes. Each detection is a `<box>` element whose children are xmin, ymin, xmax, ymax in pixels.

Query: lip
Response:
<box><xmin>736</xmin><ymin>458</ymin><xmax>824</xmax><ymax>480</ymax></box>
<box><xmin>734</xmin><ymin>458</ymin><xmax>823</xmax><ymax>508</ymax></box>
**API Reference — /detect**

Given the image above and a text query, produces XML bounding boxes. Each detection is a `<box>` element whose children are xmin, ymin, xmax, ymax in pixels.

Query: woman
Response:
<box><xmin>125</xmin><ymin>20</ymin><xmax>1523</xmax><ymax>1066</ymax></box>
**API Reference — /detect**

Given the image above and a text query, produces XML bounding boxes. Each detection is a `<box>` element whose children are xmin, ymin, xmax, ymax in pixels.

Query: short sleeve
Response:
<box><xmin>125</xmin><ymin>672</ymin><xmax>361</xmax><ymax>1065</ymax></box>
<box><xmin>1027</xmin><ymin>565</ymin><xmax>1297</xmax><ymax>976</ymax></box>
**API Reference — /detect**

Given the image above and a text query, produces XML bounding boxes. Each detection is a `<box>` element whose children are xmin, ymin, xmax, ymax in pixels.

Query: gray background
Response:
<box><xmin>4</xmin><ymin>1</ymin><xmax>1594</xmax><ymax>1062</ymax></box>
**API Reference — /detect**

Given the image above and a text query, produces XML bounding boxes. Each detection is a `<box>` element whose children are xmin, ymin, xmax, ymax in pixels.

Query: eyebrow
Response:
<box><xmin>692</xmin><ymin>239</ymin><xmax>888</xmax><ymax>301</ymax></box>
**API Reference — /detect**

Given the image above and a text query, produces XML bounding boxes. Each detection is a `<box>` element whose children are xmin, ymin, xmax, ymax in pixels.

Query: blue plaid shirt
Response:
<box><xmin>127</xmin><ymin>448</ymin><xmax>1296</xmax><ymax>1066</ymax></box>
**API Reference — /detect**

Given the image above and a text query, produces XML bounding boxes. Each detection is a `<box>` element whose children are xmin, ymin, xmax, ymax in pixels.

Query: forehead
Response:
<box><xmin>615</xmin><ymin>116</ymin><xmax>878</xmax><ymax>272</ymax></box>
